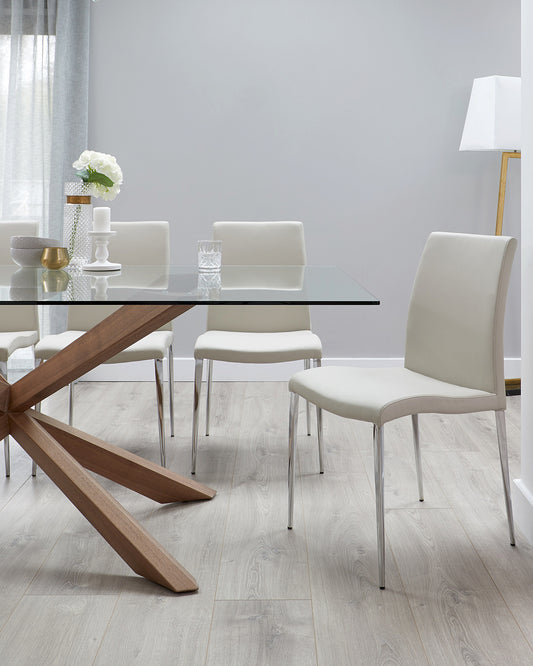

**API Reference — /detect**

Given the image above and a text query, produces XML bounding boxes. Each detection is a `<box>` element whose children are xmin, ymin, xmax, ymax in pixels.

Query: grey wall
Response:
<box><xmin>88</xmin><ymin>0</ymin><xmax>521</xmax><ymax>361</ymax></box>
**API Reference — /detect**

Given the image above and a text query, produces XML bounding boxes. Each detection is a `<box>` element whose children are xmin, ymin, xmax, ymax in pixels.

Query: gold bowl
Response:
<box><xmin>41</xmin><ymin>247</ymin><xmax>69</xmax><ymax>270</ymax></box>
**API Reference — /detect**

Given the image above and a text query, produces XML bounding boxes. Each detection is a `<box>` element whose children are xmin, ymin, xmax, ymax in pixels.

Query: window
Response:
<box><xmin>0</xmin><ymin>31</ymin><xmax>55</xmax><ymax>222</ymax></box>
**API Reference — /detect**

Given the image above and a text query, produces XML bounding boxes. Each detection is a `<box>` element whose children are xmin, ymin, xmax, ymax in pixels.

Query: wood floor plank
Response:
<box><xmin>425</xmin><ymin>445</ymin><xmax>533</xmax><ymax>649</ymax></box>
<box><xmin>95</xmin><ymin>593</ymin><xmax>213</xmax><ymax>665</ymax></box>
<box><xmin>217</xmin><ymin>474</ymin><xmax>309</xmax><ymax>600</ymax></box>
<box><xmin>300</xmin><ymin>469</ymin><xmax>428</xmax><ymax>664</ymax></box>
<box><xmin>387</xmin><ymin>508</ymin><xmax>533</xmax><ymax>665</ymax></box>
<box><xmin>85</xmin><ymin>384</ymin><xmax>241</xmax><ymax>661</ymax></box>
<box><xmin>359</xmin><ymin>416</ymin><xmax>450</xmax><ymax>510</ymax></box>
<box><xmin>0</xmin><ymin>474</ymin><xmax>77</xmax><ymax>603</ymax></box>
<box><xmin>0</xmin><ymin>595</ymin><xmax>117</xmax><ymax>665</ymax></box>
<box><xmin>188</xmin><ymin>378</ymin><xmax>248</xmax><ymax>476</ymax></box>
<box><xmin>207</xmin><ymin>600</ymin><xmax>316</xmax><ymax>666</ymax></box>
<box><xmin>0</xmin><ymin>455</ymin><xmax>31</xmax><ymax>510</ymax></box>
<box><xmin>216</xmin><ymin>382</ymin><xmax>310</xmax><ymax>600</ymax></box>
<box><xmin>420</xmin><ymin>410</ymin><xmax>500</xmax><ymax>456</ymax></box>
<box><xmin>25</xmin><ymin>493</ymin><xmax>152</xmax><ymax>595</ymax></box>
<box><xmin>313</xmin><ymin>599</ymin><xmax>429</xmax><ymax>666</ymax></box>
<box><xmin>94</xmin><ymin>496</ymin><xmax>230</xmax><ymax>662</ymax></box>
<box><xmin>297</xmin><ymin>407</ymin><xmax>370</xmax><ymax>476</ymax></box>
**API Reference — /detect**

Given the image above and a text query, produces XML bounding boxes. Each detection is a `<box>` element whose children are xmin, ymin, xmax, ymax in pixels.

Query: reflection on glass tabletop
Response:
<box><xmin>0</xmin><ymin>265</ymin><xmax>379</xmax><ymax>305</ymax></box>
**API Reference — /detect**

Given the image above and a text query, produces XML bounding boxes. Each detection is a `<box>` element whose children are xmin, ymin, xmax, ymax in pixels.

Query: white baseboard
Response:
<box><xmin>513</xmin><ymin>479</ymin><xmax>533</xmax><ymax>545</ymax></box>
<box><xmin>505</xmin><ymin>358</ymin><xmax>522</xmax><ymax>378</ymax></box>
<box><xmin>79</xmin><ymin>357</ymin><xmax>523</xmax><ymax>382</ymax></box>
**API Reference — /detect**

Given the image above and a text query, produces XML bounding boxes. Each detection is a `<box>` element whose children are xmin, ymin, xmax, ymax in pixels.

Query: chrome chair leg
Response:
<box><xmin>412</xmin><ymin>414</ymin><xmax>424</xmax><ymax>501</ymax></box>
<box><xmin>68</xmin><ymin>381</ymin><xmax>75</xmax><ymax>426</ymax></box>
<box><xmin>316</xmin><ymin>405</ymin><xmax>324</xmax><ymax>474</ymax></box>
<box><xmin>495</xmin><ymin>410</ymin><xmax>516</xmax><ymax>546</ymax></box>
<box><xmin>304</xmin><ymin>359</ymin><xmax>311</xmax><ymax>435</ymax></box>
<box><xmin>0</xmin><ymin>361</ymin><xmax>8</xmax><ymax>477</ymax></box>
<box><xmin>3</xmin><ymin>435</ymin><xmax>9</xmax><ymax>477</ymax></box>
<box><xmin>154</xmin><ymin>358</ymin><xmax>166</xmax><ymax>468</ymax></box>
<box><xmin>373</xmin><ymin>424</ymin><xmax>385</xmax><ymax>589</ymax></box>
<box><xmin>168</xmin><ymin>344</ymin><xmax>175</xmax><ymax>437</ymax></box>
<box><xmin>288</xmin><ymin>392</ymin><xmax>299</xmax><ymax>529</ymax></box>
<box><xmin>314</xmin><ymin>359</ymin><xmax>323</xmax><ymax>473</ymax></box>
<box><xmin>205</xmin><ymin>359</ymin><xmax>213</xmax><ymax>436</ymax></box>
<box><xmin>32</xmin><ymin>357</ymin><xmax>41</xmax><ymax>477</ymax></box>
<box><xmin>192</xmin><ymin>358</ymin><xmax>203</xmax><ymax>474</ymax></box>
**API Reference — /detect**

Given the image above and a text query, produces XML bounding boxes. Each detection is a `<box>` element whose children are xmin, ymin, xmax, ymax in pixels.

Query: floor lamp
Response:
<box><xmin>460</xmin><ymin>75</ymin><xmax>521</xmax><ymax>394</ymax></box>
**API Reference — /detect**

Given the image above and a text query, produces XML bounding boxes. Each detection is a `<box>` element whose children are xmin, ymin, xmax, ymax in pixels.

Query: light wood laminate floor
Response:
<box><xmin>0</xmin><ymin>381</ymin><xmax>530</xmax><ymax>665</ymax></box>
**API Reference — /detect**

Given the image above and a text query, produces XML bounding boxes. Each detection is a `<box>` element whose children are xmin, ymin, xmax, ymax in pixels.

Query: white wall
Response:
<box><xmin>88</xmin><ymin>0</ymin><xmax>521</xmax><ymax>367</ymax></box>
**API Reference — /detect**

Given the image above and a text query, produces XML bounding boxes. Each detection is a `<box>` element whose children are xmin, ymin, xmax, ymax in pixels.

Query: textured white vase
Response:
<box><xmin>63</xmin><ymin>181</ymin><xmax>94</xmax><ymax>268</ymax></box>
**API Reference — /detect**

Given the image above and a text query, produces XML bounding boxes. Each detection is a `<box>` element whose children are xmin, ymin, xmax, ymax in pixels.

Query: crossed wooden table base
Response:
<box><xmin>2</xmin><ymin>304</ymin><xmax>215</xmax><ymax>593</ymax></box>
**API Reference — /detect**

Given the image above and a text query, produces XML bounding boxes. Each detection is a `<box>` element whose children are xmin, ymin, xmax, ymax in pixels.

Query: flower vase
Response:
<box><xmin>63</xmin><ymin>182</ymin><xmax>94</xmax><ymax>268</ymax></box>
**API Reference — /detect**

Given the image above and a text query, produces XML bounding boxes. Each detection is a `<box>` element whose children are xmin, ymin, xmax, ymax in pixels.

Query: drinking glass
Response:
<box><xmin>198</xmin><ymin>240</ymin><xmax>222</xmax><ymax>272</ymax></box>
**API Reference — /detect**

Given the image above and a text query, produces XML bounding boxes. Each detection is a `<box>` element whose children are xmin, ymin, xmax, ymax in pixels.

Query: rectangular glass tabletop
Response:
<box><xmin>0</xmin><ymin>266</ymin><xmax>378</xmax><ymax>593</ymax></box>
<box><xmin>1</xmin><ymin>265</ymin><xmax>380</xmax><ymax>305</ymax></box>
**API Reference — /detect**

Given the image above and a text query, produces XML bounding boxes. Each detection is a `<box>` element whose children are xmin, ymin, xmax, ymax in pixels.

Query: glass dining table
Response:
<box><xmin>0</xmin><ymin>264</ymin><xmax>379</xmax><ymax>593</ymax></box>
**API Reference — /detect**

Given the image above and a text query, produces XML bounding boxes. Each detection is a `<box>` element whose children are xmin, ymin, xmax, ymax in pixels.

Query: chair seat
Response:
<box><xmin>0</xmin><ymin>331</ymin><xmax>39</xmax><ymax>362</ymax></box>
<box><xmin>194</xmin><ymin>330</ymin><xmax>322</xmax><ymax>363</ymax></box>
<box><xmin>289</xmin><ymin>366</ymin><xmax>499</xmax><ymax>427</ymax></box>
<box><xmin>36</xmin><ymin>330</ymin><xmax>173</xmax><ymax>363</ymax></box>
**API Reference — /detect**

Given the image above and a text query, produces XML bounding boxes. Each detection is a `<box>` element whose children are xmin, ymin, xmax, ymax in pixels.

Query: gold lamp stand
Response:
<box><xmin>495</xmin><ymin>151</ymin><xmax>521</xmax><ymax>395</ymax></box>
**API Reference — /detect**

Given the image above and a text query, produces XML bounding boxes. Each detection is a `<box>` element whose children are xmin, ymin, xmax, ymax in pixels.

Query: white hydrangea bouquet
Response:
<box><xmin>64</xmin><ymin>150</ymin><xmax>124</xmax><ymax>267</ymax></box>
<box><xmin>73</xmin><ymin>149</ymin><xmax>123</xmax><ymax>200</ymax></box>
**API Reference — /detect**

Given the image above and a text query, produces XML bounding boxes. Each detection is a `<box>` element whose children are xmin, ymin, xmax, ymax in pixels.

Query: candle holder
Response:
<box><xmin>83</xmin><ymin>231</ymin><xmax>121</xmax><ymax>271</ymax></box>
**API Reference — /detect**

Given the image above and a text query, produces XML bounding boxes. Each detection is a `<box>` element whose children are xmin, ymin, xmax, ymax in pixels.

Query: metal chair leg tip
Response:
<box><xmin>379</xmin><ymin>585</ymin><xmax>385</xmax><ymax>590</ymax></box>
<box><xmin>419</xmin><ymin>498</ymin><xmax>424</xmax><ymax>502</ymax></box>
<box><xmin>511</xmin><ymin>541</ymin><xmax>516</xmax><ymax>547</ymax></box>
<box><xmin>288</xmin><ymin>526</ymin><xmax>292</xmax><ymax>530</ymax></box>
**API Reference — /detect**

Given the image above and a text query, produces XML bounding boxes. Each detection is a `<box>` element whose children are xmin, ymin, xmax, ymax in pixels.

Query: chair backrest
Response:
<box><xmin>404</xmin><ymin>232</ymin><xmax>516</xmax><ymax>400</ymax></box>
<box><xmin>207</xmin><ymin>221</ymin><xmax>311</xmax><ymax>332</ymax></box>
<box><xmin>68</xmin><ymin>221</ymin><xmax>171</xmax><ymax>331</ymax></box>
<box><xmin>0</xmin><ymin>221</ymin><xmax>39</xmax><ymax>332</ymax></box>
<box><xmin>107</xmin><ymin>221</ymin><xmax>170</xmax><ymax>266</ymax></box>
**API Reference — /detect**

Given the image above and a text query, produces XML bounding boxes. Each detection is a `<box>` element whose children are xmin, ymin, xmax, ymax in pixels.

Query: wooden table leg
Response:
<box><xmin>31</xmin><ymin>410</ymin><xmax>215</xmax><ymax>503</ymax></box>
<box><xmin>3</xmin><ymin>304</ymin><xmax>215</xmax><ymax>592</ymax></box>
<box><xmin>9</xmin><ymin>412</ymin><xmax>199</xmax><ymax>592</ymax></box>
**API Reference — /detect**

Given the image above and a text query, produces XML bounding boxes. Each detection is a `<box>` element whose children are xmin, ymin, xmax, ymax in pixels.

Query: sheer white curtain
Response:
<box><xmin>0</xmin><ymin>0</ymin><xmax>90</xmax><ymax>239</ymax></box>
<box><xmin>0</xmin><ymin>0</ymin><xmax>90</xmax><ymax>340</ymax></box>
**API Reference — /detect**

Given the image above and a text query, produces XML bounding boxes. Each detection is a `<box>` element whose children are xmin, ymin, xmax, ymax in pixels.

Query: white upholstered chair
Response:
<box><xmin>0</xmin><ymin>221</ymin><xmax>40</xmax><ymax>476</ymax></box>
<box><xmin>192</xmin><ymin>221</ymin><xmax>322</xmax><ymax>474</ymax></box>
<box><xmin>287</xmin><ymin>232</ymin><xmax>517</xmax><ymax>589</ymax></box>
<box><xmin>35</xmin><ymin>221</ymin><xmax>174</xmax><ymax>467</ymax></box>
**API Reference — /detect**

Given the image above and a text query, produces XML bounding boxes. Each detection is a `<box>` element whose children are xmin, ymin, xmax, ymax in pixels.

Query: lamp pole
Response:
<box><xmin>495</xmin><ymin>150</ymin><xmax>521</xmax><ymax>236</ymax></box>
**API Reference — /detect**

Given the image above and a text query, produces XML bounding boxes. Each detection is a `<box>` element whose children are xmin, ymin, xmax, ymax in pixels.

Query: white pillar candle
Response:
<box><xmin>93</xmin><ymin>207</ymin><xmax>111</xmax><ymax>232</ymax></box>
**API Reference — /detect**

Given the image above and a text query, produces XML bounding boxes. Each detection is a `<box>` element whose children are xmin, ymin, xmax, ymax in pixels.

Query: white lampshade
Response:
<box><xmin>459</xmin><ymin>75</ymin><xmax>521</xmax><ymax>151</ymax></box>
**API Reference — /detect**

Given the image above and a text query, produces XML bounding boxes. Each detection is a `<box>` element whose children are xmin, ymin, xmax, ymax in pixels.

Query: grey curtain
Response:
<box><xmin>49</xmin><ymin>0</ymin><xmax>90</xmax><ymax>240</ymax></box>
<box><xmin>0</xmin><ymin>0</ymin><xmax>90</xmax><ymax>240</ymax></box>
